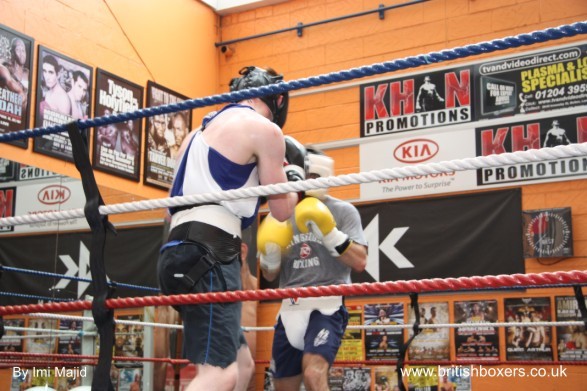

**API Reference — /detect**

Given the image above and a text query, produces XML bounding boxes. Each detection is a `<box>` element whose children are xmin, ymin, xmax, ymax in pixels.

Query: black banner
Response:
<box><xmin>0</xmin><ymin>225</ymin><xmax>163</xmax><ymax>305</ymax></box>
<box><xmin>0</xmin><ymin>24</ymin><xmax>34</xmax><ymax>148</ymax></box>
<box><xmin>475</xmin><ymin>43</ymin><xmax>587</xmax><ymax>120</ymax></box>
<box><xmin>92</xmin><ymin>69</ymin><xmax>143</xmax><ymax>181</ymax></box>
<box><xmin>354</xmin><ymin>189</ymin><xmax>524</xmax><ymax>283</ymax></box>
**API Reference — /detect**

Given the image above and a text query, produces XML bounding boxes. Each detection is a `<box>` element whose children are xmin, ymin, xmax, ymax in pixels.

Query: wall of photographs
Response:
<box><xmin>0</xmin><ymin>23</ymin><xmax>193</xmax><ymax>193</ymax></box>
<box><xmin>1</xmin><ymin>310</ymin><xmax>145</xmax><ymax>391</ymax></box>
<box><xmin>260</xmin><ymin>294</ymin><xmax>587</xmax><ymax>391</ymax></box>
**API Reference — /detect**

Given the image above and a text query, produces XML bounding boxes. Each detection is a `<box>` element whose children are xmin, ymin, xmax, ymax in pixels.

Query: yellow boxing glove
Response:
<box><xmin>295</xmin><ymin>197</ymin><xmax>352</xmax><ymax>257</ymax></box>
<box><xmin>257</xmin><ymin>213</ymin><xmax>293</xmax><ymax>272</ymax></box>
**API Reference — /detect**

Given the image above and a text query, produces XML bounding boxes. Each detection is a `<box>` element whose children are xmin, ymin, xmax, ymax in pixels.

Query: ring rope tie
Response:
<box><xmin>0</xmin><ymin>21</ymin><xmax>585</xmax><ymax>143</ymax></box>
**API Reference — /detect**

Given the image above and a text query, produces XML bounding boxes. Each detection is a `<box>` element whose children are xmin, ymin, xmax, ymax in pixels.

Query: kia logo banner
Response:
<box><xmin>0</xmin><ymin>178</ymin><xmax>88</xmax><ymax>234</ymax></box>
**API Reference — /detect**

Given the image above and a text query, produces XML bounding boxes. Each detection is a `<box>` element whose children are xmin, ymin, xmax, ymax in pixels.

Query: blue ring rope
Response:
<box><xmin>0</xmin><ymin>265</ymin><xmax>160</xmax><ymax>293</ymax></box>
<box><xmin>0</xmin><ymin>291</ymin><xmax>74</xmax><ymax>302</ymax></box>
<box><xmin>0</xmin><ymin>21</ymin><xmax>585</xmax><ymax>143</ymax></box>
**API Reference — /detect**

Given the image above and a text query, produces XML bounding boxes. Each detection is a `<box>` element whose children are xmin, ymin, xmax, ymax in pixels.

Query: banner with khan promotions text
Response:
<box><xmin>361</xmin><ymin>66</ymin><xmax>473</xmax><ymax>137</ymax></box>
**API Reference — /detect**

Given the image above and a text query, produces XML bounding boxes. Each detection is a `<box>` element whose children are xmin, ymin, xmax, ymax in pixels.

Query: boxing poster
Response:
<box><xmin>115</xmin><ymin>314</ymin><xmax>145</xmax><ymax>360</ymax></box>
<box><xmin>363</xmin><ymin>303</ymin><xmax>404</xmax><ymax>361</ymax></box>
<box><xmin>476</xmin><ymin>112</ymin><xmax>587</xmax><ymax>187</ymax></box>
<box><xmin>504</xmin><ymin>297</ymin><xmax>553</xmax><ymax>361</ymax></box>
<box><xmin>555</xmin><ymin>295</ymin><xmax>587</xmax><ymax>361</ymax></box>
<box><xmin>144</xmin><ymin>81</ymin><xmax>192</xmax><ymax>189</ymax></box>
<box><xmin>0</xmin><ymin>318</ymin><xmax>24</xmax><ymax>353</ymax></box>
<box><xmin>0</xmin><ymin>24</ymin><xmax>33</xmax><ymax>148</ymax></box>
<box><xmin>116</xmin><ymin>368</ymin><xmax>143</xmax><ymax>391</ymax></box>
<box><xmin>24</xmin><ymin>318</ymin><xmax>58</xmax><ymax>354</ymax></box>
<box><xmin>57</xmin><ymin>318</ymin><xmax>82</xmax><ymax>356</ymax></box>
<box><xmin>338</xmin><ymin>367</ymin><xmax>371</xmax><ymax>391</ymax></box>
<box><xmin>438</xmin><ymin>366</ymin><xmax>471</xmax><ymax>391</ymax></box>
<box><xmin>407</xmin><ymin>302</ymin><xmax>450</xmax><ymax>361</ymax></box>
<box><xmin>453</xmin><ymin>300</ymin><xmax>499</xmax><ymax>362</ymax></box>
<box><xmin>474</xmin><ymin>42</ymin><xmax>587</xmax><ymax>120</ymax></box>
<box><xmin>373</xmin><ymin>366</ymin><xmax>400</xmax><ymax>391</ymax></box>
<box><xmin>327</xmin><ymin>367</ymin><xmax>345</xmax><ymax>390</ymax></box>
<box><xmin>406</xmin><ymin>365</ymin><xmax>438</xmax><ymax>391</ymax></box>
<box><xmin>360</xmin><ymin>65</ymin><xmax>473</xmax><ymax>137</ymax></box>
<box><xmin>92</xmin><ymin>68</ymin><xmax>143</xmax><ymax>181</ymax></box>
<box><xmin>33</xmin><ymin>46</ymin><xmax>93</xmax><ymax>161</ymax></box>
<box><xmin>335</xmin><ymin>305</ymin><xmax>364</xmax><ymax>361</ymax></box>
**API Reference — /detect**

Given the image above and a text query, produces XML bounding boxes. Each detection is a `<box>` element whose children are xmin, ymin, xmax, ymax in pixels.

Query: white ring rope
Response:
<box><xmin>1</xmin><ymin>333</ymin><xmax>97</xmax><ymax>340</ymax></box>
<box><xmin>27</xmin><ymin>313</ymin><xmax>584</xmax><ymax>333</ymax></box>
<box><xmin>28</xmin><ymin>312</ymin><xmax>183</xmax><ymax>330</ymax></box>
<box><xmin>244</xmin><ymin>320</ymin><xmax>586</xmax><ymax>332</ymax></box>
<box><xmin>1</xmin><ymin>143</ymin><xmax>586</xmax><ymax>227</ymax></box>
<box><xmin>4</xmin><ymin>326</ymin><xmax>90</xmax><ymax>335</ymax></box>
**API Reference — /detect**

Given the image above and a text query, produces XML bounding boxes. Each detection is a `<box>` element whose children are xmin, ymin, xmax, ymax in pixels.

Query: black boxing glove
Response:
<box><xmin>284</xmin><ymin>136</ymin><xmax>307</xmax><ymax>200</ymax></box>
<box><xmin>285</xmin><ymin>164</ymin><xmax>304</xmax><ymax>182</ymax></box>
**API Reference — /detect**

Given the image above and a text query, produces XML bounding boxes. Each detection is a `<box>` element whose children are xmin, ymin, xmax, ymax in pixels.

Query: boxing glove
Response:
<box><xmin>295</xmin><ymin>197</ymin><xmax>352</xmax><ymax>257</ymax></box>
<box><xmin>285</xmin><ymin>164</ymin><xmax>305</xmax><ymax>182</ymax></box>
<box><xmin>284</xmin><ymin>136</ymin><xmax>307</xmax><ymax>203</ymax></box>
<box><xmin>257</xmin><ymin>213</ymin><xmax>294</xmax><ymax>271</ymax></box>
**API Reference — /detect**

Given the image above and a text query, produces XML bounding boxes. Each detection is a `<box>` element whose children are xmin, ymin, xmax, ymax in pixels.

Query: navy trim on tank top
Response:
<box><xmin>168</xmin><ymin>103</ymin><xmax>262</xmax><ymax>227</ymax></box>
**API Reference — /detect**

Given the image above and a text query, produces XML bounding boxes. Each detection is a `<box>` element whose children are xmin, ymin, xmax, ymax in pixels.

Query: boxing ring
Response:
<box><xmin>1</xmin><ymin>21</ymin><xmax>587</xmax><ymax>391</ymax></box>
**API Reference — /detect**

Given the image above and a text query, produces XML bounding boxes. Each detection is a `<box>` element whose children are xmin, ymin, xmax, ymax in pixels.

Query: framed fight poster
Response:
<box><xmin>92</xmin><ymin>69</ymin><xmax>143</xmax><ymax>181</ymax></box>
<box><xmin>33</xmin><ymin>46</ymin><xmax>93</xmax><ymax>161</ymax></box>
<box><xmin>144</xmin><ymin>81</ymin><xmax>192</xmax><ymax>189</ymax></box>
<box><xmin>0</xmin><ymin>24</ymin><xmax>34</xmax><ymax>148</ymax></box>
<box><xmin>504</xmin><ymin>297</ymin><xmax>553</xmax><ymax>362</ymax></box>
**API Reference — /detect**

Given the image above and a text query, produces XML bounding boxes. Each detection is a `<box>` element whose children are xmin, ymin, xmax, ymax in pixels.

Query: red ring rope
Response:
<box><xmin>1</xmin><ymin>270</ymin><xmax>586</xmax><ymax>316</ymax></box>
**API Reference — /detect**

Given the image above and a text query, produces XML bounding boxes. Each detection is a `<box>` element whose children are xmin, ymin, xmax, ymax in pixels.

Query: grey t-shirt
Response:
<box><xmin>279</xmin><ymin>196</ymin><xmax>367</xmax><ymax>289</ymax></box>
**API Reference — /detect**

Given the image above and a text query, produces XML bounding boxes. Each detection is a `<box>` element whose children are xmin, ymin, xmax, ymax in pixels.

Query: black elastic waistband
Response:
<box><xmin>169</xmin><ymin>202</ymin><xmax>219</xmax><ymax>216</ymax></box>
<box><xmin>167</xmin><ymin>221</ymin><xmax>241</xmax><ymax>264</ymax></box>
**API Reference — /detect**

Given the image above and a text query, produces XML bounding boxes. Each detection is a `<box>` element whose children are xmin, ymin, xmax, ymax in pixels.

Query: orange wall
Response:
<box><xmin>0</xmin><ymin>0</ymin><xmax>219</xmax><ymax>204</ymax></box>
<box><xmin>216</xmin><ymin>1</ymin><xmax>587</xmax><ymax>390</ymax></box>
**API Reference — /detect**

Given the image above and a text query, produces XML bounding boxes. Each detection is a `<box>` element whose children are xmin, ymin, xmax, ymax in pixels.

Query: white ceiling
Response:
<box><xmin>200</xmin><ymin>0</ymin><xmax>289</xmax><ymax>15</ymax></box>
